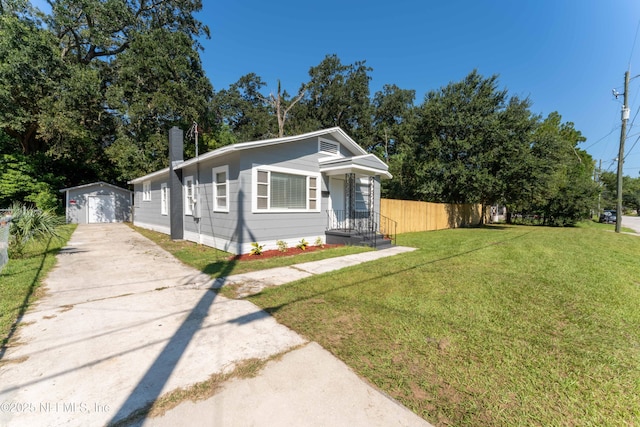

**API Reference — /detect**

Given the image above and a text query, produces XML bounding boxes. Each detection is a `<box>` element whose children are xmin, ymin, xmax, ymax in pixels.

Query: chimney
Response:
<box><xmin>168</xmin><ymin>126</ymin><xmax>184</xmax><ymax>240</ymax></box>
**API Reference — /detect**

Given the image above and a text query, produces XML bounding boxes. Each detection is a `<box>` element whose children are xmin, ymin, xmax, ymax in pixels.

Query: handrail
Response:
<box><xmin>326</xmin><ymin>210</ymin><xmax>397</xmax><ymax>247</ymax></box>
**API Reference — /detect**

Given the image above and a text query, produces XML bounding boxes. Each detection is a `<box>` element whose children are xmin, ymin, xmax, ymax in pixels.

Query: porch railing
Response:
<box><xmin>378</xmin><ymin>212</ymin><xmax>398</xmax><ymax>245</ymax></box>
<box><xmin>326</xmin><ymin>210</ymin><xmax>397</xmax><ymax>247</ymax></box>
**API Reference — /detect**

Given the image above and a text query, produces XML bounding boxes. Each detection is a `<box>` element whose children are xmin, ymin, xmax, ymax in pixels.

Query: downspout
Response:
<box><xmin>65</xmin><ymin>189</ymin><xmax>70</xmax><ymax>224</ymax></box>
<box><xmin>188</xmin><ymin>121</ymin><xmax>203</xmax><ymax>243</ymax></box>
<box><xmin>169</xmin><ymin>126</ymin><xmax>184</xmax><ymax>240</ymax></box>
<box><xmin>195</xmin><ymin>123</ymin><xmax>202</xmax><ymax>243</ymax></box>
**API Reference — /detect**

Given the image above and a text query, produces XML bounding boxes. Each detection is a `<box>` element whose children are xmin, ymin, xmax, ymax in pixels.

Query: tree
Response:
<box><xmin>211</xmin><ymin>73</ymin><xmax>275</xmax><ymax>141</ymax></box>
<box><xmin>105</xmin><ymin>28</ymin><xmax>212</xmax><ymax>180</ymax></box>
<box><xmin>599</xmin><ymin>171</ymin><xmax>640</xmax><ymax>214</ymax></box>
<box><xmin>0</xmin><ymin>0</ymin><xmax>212</xmax><ymax>191</ymax></box>
<box><xmin>265</xmin><ymin>80</ymin><xmax>307</xmax><ymax>138</ymax></box>
<box><xmin>409</xmin><ymin>71</ymin><xmax>512</xmax><ymax>206</ymax></box>
<box><xmin>299</xmin><ymin>54</ymin><xmax>373</xmax><ymax>143</ymax></box>
<box><xmin>599</xmin><ymin>171</ymin><xmax>617</xmax><ymax>209</ymax></box>
<box><xmin>496</xmin><ymin>97</ymin><xmax>540</xmax><ymax>215</ymax></box>
<box><xmin>371</xmin><ymin>84</ymin><xmax>416</xmax><ymax>159</ymax></box>
<box><xmin>0</xmin><ymin>10</ymin><xmax>65</xmax><ymax>154</ymax></box>
<box><xmin>523</xmin><ymin>113</ymin><xmax>598</xmax><ymax>225</ymax></box>
<box><xmin>622</xmin><ymin>176</ymin><xmax>640</xmax><ymax>214</ymax></box>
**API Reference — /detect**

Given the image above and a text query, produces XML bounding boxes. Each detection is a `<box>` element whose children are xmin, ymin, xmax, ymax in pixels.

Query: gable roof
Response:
<box><xmin>175</xmin><ymin>127</ymin><xmax>366</xmax><ymax>171</ymax></box>
<box><xmin>59</xmin><ymin>181</ymin><xmax>132</xmax><ymax>193</ymax></box>
<box><xmin>129</xmin><ymin>127</ymin><xmax>388</xmax><ymax>184</ymax></box>
<box><xmin>319</xmin><ymin>154</ymin><xmax>392</xmax><ymax>179</ymax></box>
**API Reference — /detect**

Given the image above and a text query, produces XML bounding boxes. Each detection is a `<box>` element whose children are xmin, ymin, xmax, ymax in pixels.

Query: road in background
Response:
<box><xmin>622</xmin><ymin>215</ymin><xmax>640</xmax><ymax>234</ymax></box>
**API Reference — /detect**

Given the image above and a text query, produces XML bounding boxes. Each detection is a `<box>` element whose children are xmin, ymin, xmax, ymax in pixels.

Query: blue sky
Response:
<box><xmin>199</xmin><ymin>0</ymin><xmax>640</xmax><ymax>176</ymax></box>
<box><xmin>30</xmin><ymin>1</ymin><xmax>640</xmax><ymax>176</ymax></box>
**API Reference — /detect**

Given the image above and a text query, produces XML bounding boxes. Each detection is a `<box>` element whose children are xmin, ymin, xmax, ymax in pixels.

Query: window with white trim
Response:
<box><xmin>160</xmin><ymin>183</ymin><xmax>168</xmax><ymax>215</ymax></box>
<box><xmin>355</xmin><ymin>178</ymin><xmax>370</xmax><ymax>212</ymax></box>
<box><xmin>143</xmin><ymin>181</ymin><xmax>151</xmax><ymax>202</ymax></box>
<box><xmin>309</xmin><ymin>176</ymin><xmax>318</xmax><ymax>210</ymax></box>
<box><xmin>212</xmin><ymin>166</ymin><xmax>229</xmax><ymax>212</ymax></box>
<box><xmin>184</xmin><ymin>176</ymin><xmax>194</xmax><ymax>216</ymax></box>
<box><xmin>253</xmin><ymin>166</ymin><xmax>320</xmax><ymax>212</ymax></box>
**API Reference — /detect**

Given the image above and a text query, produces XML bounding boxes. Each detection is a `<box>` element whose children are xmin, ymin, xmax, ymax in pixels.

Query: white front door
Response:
<box><xmin>329</xmin><ymin>177</ymin><xmax>345</xmax><ymax>229</ymax></box>
<box><xmin>88</xmin><ymin>195</ymin><xmax>115</xmax><ymax>223</ymax></box>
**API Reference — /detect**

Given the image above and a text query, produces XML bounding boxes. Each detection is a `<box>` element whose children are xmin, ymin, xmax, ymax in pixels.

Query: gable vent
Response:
<box><xmin>319</xmin><ymin>139</ymin><xmax>339</xmax><ymax>155</ymax></box>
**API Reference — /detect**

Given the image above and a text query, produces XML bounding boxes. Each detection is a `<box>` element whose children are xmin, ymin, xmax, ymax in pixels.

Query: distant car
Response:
<box><xmin>599</xmin><ymin>210</ymin><xmax>617</xmax><ymax>224</ymax></box>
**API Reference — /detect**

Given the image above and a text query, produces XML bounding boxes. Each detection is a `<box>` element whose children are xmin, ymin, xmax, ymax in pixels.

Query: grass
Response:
<box><xmin>242</xmin><ymin>223</ymin><xmax>640</xmax><ymax>426</ymax></box>
<box><xmin>131</xmin><ymin>224</ymin><xmax>372</xmax><ymax>276</ymax></box>
<box><xmin>4</xmin><ymin>221</ymin><xmax>637</xmax><ymax>425</ymax></box>
<box><xmin>0</xmin><ymin>224</ymin><xmax>76</xmax><ymax>352</ymax></box>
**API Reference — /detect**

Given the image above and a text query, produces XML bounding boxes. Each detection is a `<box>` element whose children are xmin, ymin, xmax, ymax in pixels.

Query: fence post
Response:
<box><xmin>0</xmin><ymin>213</ymin><xmax>12</xmax><ymax>273</ymax></box>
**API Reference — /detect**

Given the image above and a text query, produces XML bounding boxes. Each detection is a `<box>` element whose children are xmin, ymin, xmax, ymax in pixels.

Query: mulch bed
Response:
<box><xmin>229</xmin><ymin>244</ymin><xmax>343</xmax><ymax>261</ymax></box>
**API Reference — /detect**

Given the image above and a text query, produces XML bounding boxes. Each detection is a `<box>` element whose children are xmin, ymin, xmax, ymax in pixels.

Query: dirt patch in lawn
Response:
<box><xmin>229</xmin><ymin>244</ymin><xmax>343</xmax><ymax>261</ymax></box>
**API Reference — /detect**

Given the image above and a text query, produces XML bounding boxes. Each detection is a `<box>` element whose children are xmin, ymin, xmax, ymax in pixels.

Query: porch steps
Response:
<box><xmin>325</xmin><ymin>230</ymin><xmax>393</xmax><ymax>250</ymax></box>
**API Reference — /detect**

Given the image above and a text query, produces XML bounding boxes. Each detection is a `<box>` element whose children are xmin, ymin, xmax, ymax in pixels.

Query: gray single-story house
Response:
<box><xmin>60</xmin><ymin>182</ymin><xmax>133</xmax><ymax>224</ymax></box>
<box><xmin>128</xmin><ymin>127</ymin><xmax>393</xmax><ymax>254</ymax></box>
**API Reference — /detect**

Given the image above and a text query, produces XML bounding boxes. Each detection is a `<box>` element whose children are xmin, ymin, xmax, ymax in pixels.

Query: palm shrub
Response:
<box><xmin>8</xmin><ymin>203</ymin><xmax>64</xmax><ymax>257</ymax></box>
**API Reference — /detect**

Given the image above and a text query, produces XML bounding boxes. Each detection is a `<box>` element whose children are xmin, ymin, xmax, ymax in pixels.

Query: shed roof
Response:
<box><xmin>59</xmin><ymin>181</ymin><xmax>132</xmax><ymax>193</ymax></box>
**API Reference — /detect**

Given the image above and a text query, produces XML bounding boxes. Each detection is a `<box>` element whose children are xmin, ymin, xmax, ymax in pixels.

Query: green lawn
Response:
<box><xmin>131</xmin><ymin>224</ymin><xmax>373</xmax><ymax>276</ymax></box>
<box><xmin>0</xmin><ymin>224</ymin><xmax>76</xmax><ymax>350</ymax></box>
<box><xmin>6</xmin><ymin>223</ymin><xmax>636</xmax><ymax>425</ymax></box>
<box><xmin>246</xmin><ymin>224</ymin><xmax>640</xmax><ymax>426</ymax></box>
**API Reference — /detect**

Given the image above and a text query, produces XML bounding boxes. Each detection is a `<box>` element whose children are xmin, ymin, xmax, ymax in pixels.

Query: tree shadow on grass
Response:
<box><xmin>0</xmin><ymin>237</ymin><xmax>53</xmax><ymax>359</ymax></box>
<box><xmin>258</xmin><ymin>230</ymin><xmax>533</xmax><ymax>316</ymax></box>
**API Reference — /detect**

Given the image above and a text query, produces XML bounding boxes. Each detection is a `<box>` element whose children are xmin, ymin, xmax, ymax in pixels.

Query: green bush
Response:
<box><xmin>8</xmin><ymin>203</ymin><xmax>64</xmax><ymax>257</ymax></box>
<box><xmin>24</xmin><ymin>182</ymin><xmax>60</xmax><ymax>212</ymax></box>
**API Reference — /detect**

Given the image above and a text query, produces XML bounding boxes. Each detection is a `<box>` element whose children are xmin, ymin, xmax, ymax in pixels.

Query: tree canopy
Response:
<box><xmin>0</xmin><ymin>3</ymin><xmax>605</xmax><ymax>224</ymax></box>
<box><xmin>0</xmin><ymin>0</ymin><xmax>211</xmax><ymax>199</ymax></box>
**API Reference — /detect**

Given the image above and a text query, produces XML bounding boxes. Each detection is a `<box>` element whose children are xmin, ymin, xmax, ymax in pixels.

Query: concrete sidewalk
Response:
<box><xmin>0</xmin><ymin>224</ymin><xmax>429</xmax><ymax>427</ymax></box>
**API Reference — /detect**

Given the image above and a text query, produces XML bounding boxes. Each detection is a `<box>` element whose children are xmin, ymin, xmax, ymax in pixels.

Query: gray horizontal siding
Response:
<box><xmin>237</xmin><ymin>137</ymin><xmax>328</xmax><ymax>244</ymax></box>
<box><xmin>179</xmin><ymin>137</ymin><xmax>331</xmax><ymax>249</ymax></box>
<box><xmin>130</xmin><ymin>134</ymin><xmax>375</xmax><ymax>253</ymax></box>
<box><xmin>66</xmin><ymin>185</ymin><xmax>131</xmax><ymax>224</ymax></box>
<box><xmin>322</xmin><ymin>134</ymin><xmax>358</xmax><ymax>157</ymax></box>
<box><xmin>132</xmin><ymin>177</ymin><xmax>170</xmax><ymax>231</ymax></box>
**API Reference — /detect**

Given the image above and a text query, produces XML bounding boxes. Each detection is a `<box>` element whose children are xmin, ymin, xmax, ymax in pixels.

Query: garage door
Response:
<box><xmin>88</xmin><ymin>195</ymin><xmax>115</xmax><ymax>223</ymax></box>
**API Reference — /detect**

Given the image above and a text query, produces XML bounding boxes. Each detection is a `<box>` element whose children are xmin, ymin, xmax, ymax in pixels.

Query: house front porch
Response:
<box><xmin>325</xmin><ymin>209</ymin><xmax>396</xmax><ymax>249</ymax></box>
<box><xmin>319</xmin><ymin>152</ymin><xmax>395</xmax><ymax>249</ymax></box>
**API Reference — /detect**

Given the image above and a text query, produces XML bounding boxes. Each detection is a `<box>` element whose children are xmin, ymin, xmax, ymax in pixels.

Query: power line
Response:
<box><xmin>624</xmin><ymin>133</ymin><xmax>640</xmax><ymax>160</ymax></box>
<box><xmin>584</xmin><ymin>126</ymin><xmax>619</xmax><ymax>150</ymax></box>
<box><xmin>629</xmin><ymin>18</ymin><xmax>640</xmax><ymax>71</ymax></box>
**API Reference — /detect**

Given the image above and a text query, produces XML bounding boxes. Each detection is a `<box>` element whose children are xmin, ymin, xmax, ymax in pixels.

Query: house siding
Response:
<box><xmin>130</xmin><ymin>128</ymin><xmax>389</xmax><ymax>254</ymax></box>
<box><xmin>321</xmin><ymin>134</ymin><xmax>358</xmax><ymax>157</ymax></box>
<box><xmin>132</xmin><ymin>175</ymin><xmax>170</xmax><ymax>233</ymax></box>
<box><xmin>236</xmin><ymin>137</ymin><xmax>328</xmax><ymax>252</ymax></box>
<box><xmin>177</xmin><ymin>137</ymin><xmax>330</xmax><ymax>253</ymax></box>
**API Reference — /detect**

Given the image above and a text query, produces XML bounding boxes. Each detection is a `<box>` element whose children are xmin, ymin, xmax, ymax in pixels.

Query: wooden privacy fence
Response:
<box><xmin>380</xmin><ymin>199</ymin><xmax>486</xmax><ymax>234</ymax></box>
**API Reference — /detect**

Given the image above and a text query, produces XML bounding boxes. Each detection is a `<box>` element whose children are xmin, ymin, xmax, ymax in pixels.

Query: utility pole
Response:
<box><xmin>597</xmin><ymin>159</ymin><xmax>602</xmax><ymax>215</ymax></box>
<box><xmin>616</xmin><ymin>71</ymin><xmax>630</xmax><ymax>233</ymax></box>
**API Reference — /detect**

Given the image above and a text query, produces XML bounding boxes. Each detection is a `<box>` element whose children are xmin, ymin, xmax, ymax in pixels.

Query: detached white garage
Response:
<box><xmin>60</xmin><ymin>182</ymin><xmax>132</xmax><ymax>224</ymax></box>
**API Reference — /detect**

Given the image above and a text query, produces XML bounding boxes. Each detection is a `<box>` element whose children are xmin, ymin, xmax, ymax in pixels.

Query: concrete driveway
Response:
<box><xmin>0</xmin><ymin>224</ymin><xmax>430</xmax><ymax>427</ymax></box>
